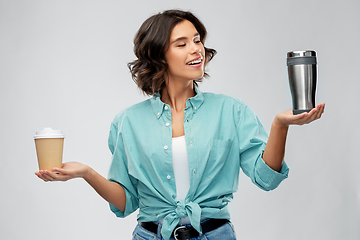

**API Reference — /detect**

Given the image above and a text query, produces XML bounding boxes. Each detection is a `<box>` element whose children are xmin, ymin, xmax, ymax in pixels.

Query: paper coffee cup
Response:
<box><xmin>34</xmin><ymin>128</ymin><xmax>64</xmax><ymax>171</ymax></box>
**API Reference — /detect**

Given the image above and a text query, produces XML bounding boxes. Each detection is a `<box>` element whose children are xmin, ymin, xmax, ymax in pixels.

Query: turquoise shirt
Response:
<box><xmin>108</xmin><ymin>86</ymin><xmax>289</xmax><ymax>240</ymax></box>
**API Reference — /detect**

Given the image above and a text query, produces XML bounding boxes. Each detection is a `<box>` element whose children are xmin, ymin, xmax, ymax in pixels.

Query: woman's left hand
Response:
<box><xmin>274</xmin><ymin>103</ymin><xmax>325</xmax><ymax>127</ymax></box>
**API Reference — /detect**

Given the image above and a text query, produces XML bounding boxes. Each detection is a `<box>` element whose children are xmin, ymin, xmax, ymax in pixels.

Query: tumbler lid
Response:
<box><xmin>34</xmin><ymin>127</ymin><xmax>65</xmax><ymax>139</ymax></box>
<box><xmin>287</xmin><ymin>50</ymin><xmax>316</xmax><ymax>58</ymax></box>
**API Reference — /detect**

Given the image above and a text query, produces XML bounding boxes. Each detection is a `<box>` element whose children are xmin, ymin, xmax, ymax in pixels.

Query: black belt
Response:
<box><xmin>139</xmin><ymin>218</ymin><xmax>229</xmax><ymax>240</ymax></box>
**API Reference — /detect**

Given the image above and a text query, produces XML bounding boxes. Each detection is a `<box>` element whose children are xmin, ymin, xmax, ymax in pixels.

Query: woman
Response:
<box><xmin>35</xmin><ymin>10</ymin><xmax>325</xmax><ymax>240</ymax></box>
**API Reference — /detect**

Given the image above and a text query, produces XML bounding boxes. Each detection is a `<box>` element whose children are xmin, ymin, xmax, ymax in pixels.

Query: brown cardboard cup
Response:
<box><xmin>34</xmin><ymin>128</ymin><xmax>64</xmax><ymax>171</ymax></box>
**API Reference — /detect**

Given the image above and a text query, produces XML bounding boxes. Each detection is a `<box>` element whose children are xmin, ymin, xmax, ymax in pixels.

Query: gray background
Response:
<box><xmin>1</xmin><ymin>0</ymin><xmax>359</xmax><ymax>239</ymax></box>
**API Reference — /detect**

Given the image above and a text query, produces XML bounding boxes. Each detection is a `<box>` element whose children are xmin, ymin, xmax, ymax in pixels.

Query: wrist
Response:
<box><xmin>82</xmin><ymin>165</ymin><xmax>93</xmax><ymax>180</ymax></box>
<box><xmin>272</xmin><ymin>117</ymin><xmax>289</xmax><ymax>130</ymax></box>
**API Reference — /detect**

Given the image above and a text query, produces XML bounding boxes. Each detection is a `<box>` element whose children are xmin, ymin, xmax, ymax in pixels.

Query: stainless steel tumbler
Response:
<box><xmin>287</xmin><ymin>50</ymin><xmax>317</xmax><ymax>115</ymax></box>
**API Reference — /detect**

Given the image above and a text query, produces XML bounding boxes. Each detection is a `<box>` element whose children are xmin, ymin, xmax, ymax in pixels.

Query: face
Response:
<box><xmin>165</xmin><ymin>20</ymin><xmax>205</xmax><ymax>83</ymax></box>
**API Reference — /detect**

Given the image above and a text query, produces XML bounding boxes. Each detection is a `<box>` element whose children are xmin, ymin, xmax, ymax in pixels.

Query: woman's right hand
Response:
<box><xmin>35</xmin><ymin>162</ymin><xmax>126</xmax><ymax>211</ymax></box>
<box><xmin>35</xmin><ymin>162</ymin><xmax>90</xmax><ymax>182</ymax></box>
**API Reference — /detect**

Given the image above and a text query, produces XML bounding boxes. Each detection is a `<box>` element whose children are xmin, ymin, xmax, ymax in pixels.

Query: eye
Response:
<box><xmin>177</xmin><ymin>43</ymin><xmax>186</xmax><ymax>47</ymax></box>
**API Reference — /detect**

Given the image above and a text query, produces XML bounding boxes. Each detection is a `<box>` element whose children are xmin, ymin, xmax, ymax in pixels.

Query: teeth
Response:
<box><xmin>187</xmin><ymin>59</ymin><xmax>202</xmax><ymax>65</ymax></box>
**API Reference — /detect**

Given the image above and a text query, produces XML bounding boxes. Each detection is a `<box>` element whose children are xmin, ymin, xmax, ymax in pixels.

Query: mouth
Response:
<box><xmin>186</xmin><ymin>57</ymin><xmax>203</xmax><ymax>66</ymax></box>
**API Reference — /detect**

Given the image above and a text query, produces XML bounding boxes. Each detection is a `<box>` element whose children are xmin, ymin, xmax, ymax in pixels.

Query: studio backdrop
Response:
<box><xmin>0</xmin><ymin>0</ymin><xmax>359</xmax><ymax>239</ymax></box>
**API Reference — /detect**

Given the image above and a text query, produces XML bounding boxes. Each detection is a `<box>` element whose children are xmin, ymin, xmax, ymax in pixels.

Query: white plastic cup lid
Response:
<box><xmin>34</xmin><ymin>127</ymin><xmax>65</xmax><ymax>139</ymax></box>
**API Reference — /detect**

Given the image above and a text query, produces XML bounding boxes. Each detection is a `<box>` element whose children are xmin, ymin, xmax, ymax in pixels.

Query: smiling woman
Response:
<box><xmin>35</xmin><ymin>9</ymin><xmax>325</xmax><ymax>240</ymax></box>
<box><xmin>165</xmin><ymin>20</ymin><xmax>205</xmax><ymax>84</ymax></box>
<box><xmin>128</xmin><ymin>10</ymin><xmax>216</xmax><ymax>96</ymax></box>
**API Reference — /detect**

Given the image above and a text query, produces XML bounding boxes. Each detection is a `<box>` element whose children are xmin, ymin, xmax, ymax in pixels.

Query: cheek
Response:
<box><xmin>201</xmin><ymin>46</ymin><xmax>206</xmax><ymax>58</ymax></box>
<box><xmin>166</xmin><ymin>52</ymin><xmax>184</xmax><ymax>69</ymax></box>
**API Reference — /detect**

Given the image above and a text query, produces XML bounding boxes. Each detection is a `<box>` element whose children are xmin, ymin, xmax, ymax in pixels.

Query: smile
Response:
<box><xmin>186</xmin><ymin>57</ymin><xmax>203</xmax><ymax>68</ymax></box>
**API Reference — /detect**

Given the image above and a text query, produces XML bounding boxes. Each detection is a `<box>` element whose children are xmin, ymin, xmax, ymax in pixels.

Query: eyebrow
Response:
<box><xmin>171</xmin><ymin>33</ymin><xmax>200</xmax><ymax>44</ymax></box>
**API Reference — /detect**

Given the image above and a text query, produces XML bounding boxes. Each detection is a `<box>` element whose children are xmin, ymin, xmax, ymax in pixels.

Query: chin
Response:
<box><xmin>190</xmin><ymin>70</ymin><xmax>205</xmax><ymax>81</ymax></box>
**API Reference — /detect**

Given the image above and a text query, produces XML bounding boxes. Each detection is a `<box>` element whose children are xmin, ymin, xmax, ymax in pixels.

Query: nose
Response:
<box><xmin>191</xmin><ymin>43</ymin><xmax>201</xmax><ymax>55</ymax></box>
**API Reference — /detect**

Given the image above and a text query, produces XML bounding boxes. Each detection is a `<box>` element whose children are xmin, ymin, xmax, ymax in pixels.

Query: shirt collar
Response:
<box><xmin>151</xmin><ymin>84</ymin><xmax>204</xmax><ymax>119</ymax></box>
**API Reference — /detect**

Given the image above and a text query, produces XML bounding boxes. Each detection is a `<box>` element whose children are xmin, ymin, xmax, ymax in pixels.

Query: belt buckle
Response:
<box><xmin>173</xmin><ymin>226</ymin><xmax>186</xmax><ymax>240</ymax></box>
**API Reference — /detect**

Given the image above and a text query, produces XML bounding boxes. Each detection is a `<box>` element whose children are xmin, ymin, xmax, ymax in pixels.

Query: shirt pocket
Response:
<box><xmin>203</xmin><ymin>139</ymin><xmax>233</xmax><ymax>179</ymax></box>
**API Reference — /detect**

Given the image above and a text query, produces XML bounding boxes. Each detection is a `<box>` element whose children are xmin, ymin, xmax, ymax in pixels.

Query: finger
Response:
<box><xmin>311</xmin><ymin>104</ymin><xmax>324</xmax><ymax>121</ymax></box>
<box><xmin>38</xmin><ymin>171</ymin><xmax>54</xmax><ymax>182</ymax></box>
<box><xmin>309</xmin><ymin>107</ymin><xmax>318</xmax><ymax>116</ymax></box>
<box><xmin>315</xmin><ymin>106</ymin><xmax>323</xmax><ymax>119</ymax></box>
<box><xmin>53</xmin><ymin>167</ymin><xmax>68</xmax><ymax>175</ymax></box>
<box><xmin>52</xmin><ymin>168</ymin><xmax>74</xmax><ymax>181</ymax></box>
<box><xmin>293</xmin><ymin>110</ymin><xmax>313</xmax><ymax>125</ymax></box>
<box><xmin>35</xmin><ymin>172</ymin><xmax>49</xmax><ymax>182</ymax></box>
<box><xmin>318</xmin><ymin>103</ymin><xmax>325</xmax><ymax>116</ymax></box>
<box><xmin>291</xmin><ymin>111</ymin><xmax>309</xmax><ymax>121</ymax></box>
<box><xmin>297</xmin><ymin>109</ymin><xmax>318</xmax><ymax>125</ymax></box>
<box><xmin>41</xmin><ymin>170</ymin><xmax>59</xmax><ymax>181</ymax></box>
<box><xmin>46</xmin><ymin>170</ymin><xmax>68</xmax><ymax>181</ymax></box>
<box><xmin>309</xmin><ymin>108</ymin><xmax>320</xmax><ymax>121</ymax></box>
<box><xmin>49</xmin><ymin>169</ymin><xmax>73</xmax><ymax>182</ymax></box>
<box><xmin>309</xmin><ymin>103</ymin><xmax>326</xmax><ymax>122</ymax></box>
<box><xmin>317</xmin><ymin>103</ymin><xmax>325</xmax><ymax>109</ymax></box>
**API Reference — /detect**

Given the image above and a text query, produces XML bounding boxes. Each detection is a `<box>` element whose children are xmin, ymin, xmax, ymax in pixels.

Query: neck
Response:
<box><xmin>161</xmin><ymin>80</ymin><xmax>195</xmax><ymax>112</ymax></box>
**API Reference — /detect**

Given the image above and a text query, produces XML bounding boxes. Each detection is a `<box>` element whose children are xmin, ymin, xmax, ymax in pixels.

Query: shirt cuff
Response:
<box><xmin>254</xmin><ymin>158</ymin><xmax>289</xmax><ymax>191</ymax></box>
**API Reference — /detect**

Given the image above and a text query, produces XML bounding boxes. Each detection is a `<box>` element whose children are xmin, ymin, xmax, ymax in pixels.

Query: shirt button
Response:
<box><xmin>157</xmin><ymin>112</ymin><xmax>160</xmax><ymax>116</ymax></box>
<box><xmin>166</xmin><ymin>122</ymin><xmax>170</xmax><ymax>127</ymax></box>
<box><xmin>194</xmin><ymin>107</ymin><xmax>197</xmax><ymax>110</ymax></box>
<box><xmin>167</xmin><ymin>175</ymin><xmax>171</xmax><ymax>179</ymax></box>
<box><xmin>164</xmin><ymin>106</ymin><xmax>169</xmax><ymax>110</ymax></box>
<box><xmin>164</xmin><ymin>145</ymin><xmax>168</xmax><ymax>150</ymax></box>
<box><xmin>193</xmin><ymin>169</ymin><xmax>196</xmax><ymax>175</ymax></box>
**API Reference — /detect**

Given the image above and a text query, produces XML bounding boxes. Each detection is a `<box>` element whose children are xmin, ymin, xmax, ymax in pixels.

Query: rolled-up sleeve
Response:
<box><xmin>108</xmin><ymin>117</ymin><xmax>139</xmax><ymax>217</ymax></box>
<box><xmin>254</xmin><ymin>156</ymin><xmax>289</xmax><ymax>190</ymax></box>
<box><xmin>237</xmin><ymin>104</ymin><xmax>289</xmax><ymax>191</ymax></box>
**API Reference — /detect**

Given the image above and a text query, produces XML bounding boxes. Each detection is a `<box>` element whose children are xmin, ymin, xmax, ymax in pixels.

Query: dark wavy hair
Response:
<box><xmin>128</xmin><ymin>9</ymin><xmax>217</xmax><ymax>96</ymax></box>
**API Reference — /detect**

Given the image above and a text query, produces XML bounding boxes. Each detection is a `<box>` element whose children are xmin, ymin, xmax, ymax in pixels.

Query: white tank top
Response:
<box><xmin>172</xmin><ymin>135</ymin><xmax>190</xmax><ymax>201</ymax></box>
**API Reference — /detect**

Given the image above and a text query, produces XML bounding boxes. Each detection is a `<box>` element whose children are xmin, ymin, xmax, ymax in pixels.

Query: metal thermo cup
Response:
<box><xmin>287</xmin><ymin>50</ymin><xmax>317</xmax><ymax>115</ymax></box>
